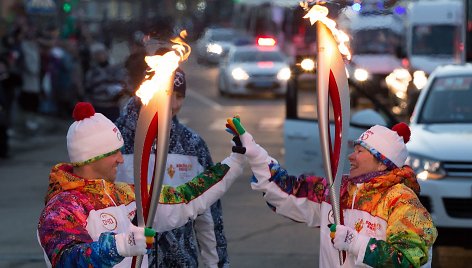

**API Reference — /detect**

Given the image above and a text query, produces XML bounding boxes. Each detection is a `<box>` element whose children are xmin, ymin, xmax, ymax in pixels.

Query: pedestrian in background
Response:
<box><xmin>226</xmin><ymin>117</ymin><xmax>437</xmax><ymax>267</ymax></box>
<box><xmin>0</xmin><ymin>56</ymin><xmax>21</xmax><ymax>158</ymax></box>
<box><xmin>84</xmin><ymin>42</ymin><xmax>126</xmax><ymax>122</ymax></box>
<box><xmin>18</xmin><ymin>23</ymin><xmax>41</xmax><ymax>131</ymax></box>
<box><xmin>116</xmin><ymin>62</ymin><xmax>230</xmax><ymax>267</ymax></box>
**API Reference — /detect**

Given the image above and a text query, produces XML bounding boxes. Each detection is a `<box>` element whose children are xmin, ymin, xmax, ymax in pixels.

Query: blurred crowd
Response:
<box><xmin>0</xmin><ymin>14</ymin><xmax>150</xmax><ymax>159</ymax></box>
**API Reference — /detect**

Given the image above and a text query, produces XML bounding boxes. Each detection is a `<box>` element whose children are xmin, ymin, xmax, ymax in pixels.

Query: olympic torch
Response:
<box><xmin>302</xmin><ymin>2</ymin><xmax>350</xmax><ymax>265</ymax></box>
<box><xmin>132</xmin><ymin>32</ymin><xmax>190</xmax><ymax>268</ymax></box>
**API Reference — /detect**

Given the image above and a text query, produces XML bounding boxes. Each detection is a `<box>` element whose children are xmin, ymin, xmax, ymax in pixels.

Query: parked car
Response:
<box><xmin>406</xmin><ymin>63</ymin><xmax>472</xmax><ymax>248</ymax></box>
<box><xmin>217</xmin><ymin>44</ymin><xmax>291</xmax><ymax>97</ymax></box>
<box><xmin>195</xmin><ymin>27</ymin><xmax>244</xmax><ymax>65</ymax></box>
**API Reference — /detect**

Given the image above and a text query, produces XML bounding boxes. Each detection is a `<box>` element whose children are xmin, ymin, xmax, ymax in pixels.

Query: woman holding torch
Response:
<box><xmin>226</xmin><ymin>117</ymin><xmax>437</xmax><ymax>268</ymax></box>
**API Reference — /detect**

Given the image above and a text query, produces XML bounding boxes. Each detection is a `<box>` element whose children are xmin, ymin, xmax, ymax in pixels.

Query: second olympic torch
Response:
<box><xmin>303</xmin><ymin>3</ymin><xmax>351</xmax><ymax>265</ymax></box>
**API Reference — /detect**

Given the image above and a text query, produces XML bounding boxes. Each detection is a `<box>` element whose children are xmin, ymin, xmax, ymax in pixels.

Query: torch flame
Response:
<box><xmin>136</xmin><ymin>30</ymin><xmax>191</xmax><ymax>105</ymax></box>
<box><xmin>300</xmin><ymin>2</ymin><xmax>351</xmax><ymax>60</ymax></box>
<box><xmin>171</xmin><ymin>30</ymin><xmax>191</xmax><ymax>62</ymax></box>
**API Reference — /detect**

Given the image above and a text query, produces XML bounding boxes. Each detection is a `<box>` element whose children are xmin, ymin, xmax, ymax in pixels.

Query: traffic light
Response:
<box><xmin>63</xmin><ymin>1</ymin><xmax>72</xmax><ymax>13</ymax></box>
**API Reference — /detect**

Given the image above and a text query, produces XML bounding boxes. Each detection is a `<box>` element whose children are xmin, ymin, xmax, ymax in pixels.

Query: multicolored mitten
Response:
<box><xmin>226</xmin><ymin>115</ymin><xmax>247</xmax><ymax>154</ymax></box>
<box><xmin>226</xmin><ymin>116</ymin><xmax>265</xmax><ymax>160</ymax></box>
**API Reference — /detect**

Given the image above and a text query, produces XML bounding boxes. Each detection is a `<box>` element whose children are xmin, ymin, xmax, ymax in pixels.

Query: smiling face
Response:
<box><xmin>348</xmin><ymin>144</ymin><xmax>387</xmax><ymax>178</ymax></box>
<box><xmin>86</xmin><ymin>150</ymin><xmax>124</xmax><ymax>182</ymax></box>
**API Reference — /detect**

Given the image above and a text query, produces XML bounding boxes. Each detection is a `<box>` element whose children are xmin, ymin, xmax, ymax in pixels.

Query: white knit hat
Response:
<box><xmin>354</xmin><ymin>123</ymin><xmax>411</xmax><ymax>169</ymax></box>
<box><xmin>67</xmin><ymin>102</ymin><xmax>124</xmax><ymax>166</ymax></box>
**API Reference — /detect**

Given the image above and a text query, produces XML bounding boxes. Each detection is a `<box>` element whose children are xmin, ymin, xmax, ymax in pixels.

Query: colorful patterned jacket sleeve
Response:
<box><xmin>56</xmin><ymin>232</ymin><xmax>123</xmax><ymax>267</ymax></box>
<box><xmin>153</xmin><ymin>153</ymin><xmax>246</xmax><ymax>232</ymax></box>
<box><xmin>38</xmin><ymin>193</ymin><xmax>124</xmax><ymax>267</ymax></box>
<box><xmin>359</xmin><ymin>185</ymin><xmax>437</xmax><ymax>268</ymax></box>
<box><xmin>251</xmin><ymin>162</ymin><xmax>329</xmax><ymax>227</ymax></box>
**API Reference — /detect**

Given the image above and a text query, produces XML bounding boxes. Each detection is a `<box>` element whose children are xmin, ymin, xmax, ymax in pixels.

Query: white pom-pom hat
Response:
<box><xmin>67</xmin><ymin>102</ymin><xmax>124</xmax><ymax>166</ymax></box>
<box><xmin>354</xmin><ymin>123</ymin><xmax>411</xmax><ymax>169</ymax></box>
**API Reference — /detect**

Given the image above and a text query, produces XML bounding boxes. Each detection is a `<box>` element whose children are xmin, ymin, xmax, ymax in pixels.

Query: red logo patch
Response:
<box><xmin>100</xmin><ymin>213</ymin><xmax>118</xmax><ymax>231</ymax></box>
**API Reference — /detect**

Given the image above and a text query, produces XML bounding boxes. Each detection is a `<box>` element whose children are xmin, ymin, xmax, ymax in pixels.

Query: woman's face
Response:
<box><xmin>348</xmin><ymin>144</ymin><xmax>385</xmax><ymax>178</ymax></box>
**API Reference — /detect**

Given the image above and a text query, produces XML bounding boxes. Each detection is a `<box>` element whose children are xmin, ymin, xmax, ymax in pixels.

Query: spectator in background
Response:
<box><xmin>46</xmin><ymin>38</ymin><xmax>80</xmax><ymax>118</ymax></box>
<box><xmin>84</xmin><ymin>42</ymin><xmax>126</xmax><ymax>122</ymax></box>
<box><xmin>0</xmin><ymin>56</ymin><xmax>21</xmax><ymax>158</ymax></box>
<box><xmin>18</xmin><ymin>24</ymin><xmax>41</xmax><ymax>131</ymax></box>
<box><xmin>116</xmin><ymin>53</ymin><xmax>230</xmax><ymax>267</ymax></box>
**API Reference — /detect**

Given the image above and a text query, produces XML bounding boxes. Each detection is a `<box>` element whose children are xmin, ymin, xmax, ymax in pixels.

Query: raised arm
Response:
<box><xmin>226</xmin><ymin>116</ymin><xmax>328</xmax><ymax>227</ymax></box>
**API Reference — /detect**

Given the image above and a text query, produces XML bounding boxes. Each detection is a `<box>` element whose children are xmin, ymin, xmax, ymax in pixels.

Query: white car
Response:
<box><xmin>195</xmin><ymin>27</ymin><xmax>242</xmax><ymax>65</ymax></box>
<box><xmin>406</xmin><ymin>63</ymin><xmax>472</xmax><ymax>247</ymax></box>
<box><xmin>217</xmin><ymin>44</ymin><xmax>291</xmax><ymax>96</ymax></box>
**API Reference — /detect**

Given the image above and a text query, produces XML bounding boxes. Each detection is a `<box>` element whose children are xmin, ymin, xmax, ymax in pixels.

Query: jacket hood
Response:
<box><xmin>45</xmin><ymin>163</ymin><xmax>135</xmax><ymax>205</ymax></box>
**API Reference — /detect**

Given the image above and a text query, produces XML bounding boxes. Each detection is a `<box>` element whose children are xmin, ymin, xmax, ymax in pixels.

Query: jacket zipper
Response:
<box><xmin>102</xmin><ymin>180</ymin><xmax>118</xmax><ymax>206</ymax></box>
<box><xmin>351</xmin><ymin>184</ymin><xmax>360</xmax><ymax>210</ymax></box>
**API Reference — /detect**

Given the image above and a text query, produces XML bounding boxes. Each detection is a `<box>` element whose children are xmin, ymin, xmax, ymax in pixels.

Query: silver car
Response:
<box><xmin>407</xmin><ymin>63</ymin><xmax>472</xmax><ymax>247</ymax></box>
<box><xmin>217</xmin><ymin>45</ymin><xmax>291</xmax><ymax>96</ymax></box>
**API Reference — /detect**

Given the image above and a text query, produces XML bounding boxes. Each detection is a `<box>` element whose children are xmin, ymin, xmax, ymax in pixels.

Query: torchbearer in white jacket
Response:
<box><xmin>37</xmin><ymin>102</ymin><xmax>248</xmax><ymax>267</ymax></box>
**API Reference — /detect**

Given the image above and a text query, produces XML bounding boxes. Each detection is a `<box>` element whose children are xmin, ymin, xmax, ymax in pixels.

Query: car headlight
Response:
<box><xmin>413</xmin><ymin>70</ymin><xmax>428</xmax><ymax>90</ymax></box>
<box><xmin>405</xmin><ymin>153</ymin><xmax>446</xmax><ymax>180</ymax></box>
<box><xmin>385</xmin><ymin>68</ymin><xmax>412</xmax><ymax>99</ymax></box>
<box><xmin>300</xmin><ymin>58</ymin><xmax>315</xmax><ymax>72</ymax></box>
<box><xmin>277</xmin><ymin>67</ymin><xmax>291</xmax><ymax>81</ymax></box>
<box><xmin>207</xmin><ymin>43</ymin><xmax>223</xmax><ymax>55</ymax></box>
<box><xmin>353</xmin><ymin>68</ymin><xmax>369</xmax><ymax>82</ymax></box>
<box><xmin>231</xmin><ymin>67</ymin><xmax>249</xmax><ymax>81</ymax></box>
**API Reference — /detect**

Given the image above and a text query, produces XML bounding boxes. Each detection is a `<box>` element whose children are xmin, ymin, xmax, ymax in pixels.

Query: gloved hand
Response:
<box><xmin>114</xmin><ymin>224</ymin><xmax>156</xmax><ymax>257</ymax></box>
<box><xmin>225</xmin><ymin>116</ymin><xmax>262</xmax><ymax>159</ymax></box>
<box><xmin>328</xmin><ymin>224</ymin><xmax>365</xmax><ymax>257</ymax></box>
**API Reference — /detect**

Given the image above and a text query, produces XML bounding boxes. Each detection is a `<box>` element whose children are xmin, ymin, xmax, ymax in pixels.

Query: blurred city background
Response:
<box><xmin>0</xmin><ymin>0</ymin><xmax>472</xmax><ymax>267</ymax></box>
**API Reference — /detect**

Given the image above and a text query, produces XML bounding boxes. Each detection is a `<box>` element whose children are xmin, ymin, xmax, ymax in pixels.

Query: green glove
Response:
<box><xmin>226</xmin><ymin>116</ymin><xmax>247</xmax><ymax>154</ymax></box>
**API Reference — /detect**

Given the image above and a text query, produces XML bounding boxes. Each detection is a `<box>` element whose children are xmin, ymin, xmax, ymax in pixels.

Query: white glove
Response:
<box><xmin>330</xmin><ymin>224</ymin><xmax>365</xmax><ymax>257</ymax></box>
<box><xmin>114</xmin><ymin>224</ymin><xmax>155</xmax><ymax>257</ymax></box>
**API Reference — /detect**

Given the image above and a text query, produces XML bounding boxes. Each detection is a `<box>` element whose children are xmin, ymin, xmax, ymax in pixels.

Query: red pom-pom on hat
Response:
<box><xmin>72</xmin><ymin>102</ymin><xmax>96</xmax><ymax>121</ymax></box>
<box><xmin>392</xmin><ymin>122</ymin><xmax>410</xmax><ymax>143</ymax></box>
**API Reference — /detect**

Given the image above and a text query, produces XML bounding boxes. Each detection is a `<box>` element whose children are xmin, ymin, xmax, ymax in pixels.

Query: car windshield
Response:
<box><xmin>210</xmin><ymin>31</ymin><xmax>235</xmax><ymax>41</ymax></box>
<box><xmin>412</xmin><ymin>25</ymin><xmax>459</xmax><ymax>56</ymax></box>
<box><xmin>419</xmin><ymin>74</ymin><xmax>472</xmax><ymax>123</ymax></box>
<box><xmin>351</xmin><ymin>29</ymin><xmax>400</xmax><ymax>54</ymax></box>
<box><xmin>231</xmin><ymin>50</ymin><xmax>284</xmax><ymax>62</ymax></box>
